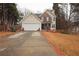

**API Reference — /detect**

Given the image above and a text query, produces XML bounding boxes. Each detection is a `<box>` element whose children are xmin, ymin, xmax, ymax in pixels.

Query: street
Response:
<box><xmin>0</xmin><ymin>31</ymin><xmax>57</xmax><ymax>56</ymax></box>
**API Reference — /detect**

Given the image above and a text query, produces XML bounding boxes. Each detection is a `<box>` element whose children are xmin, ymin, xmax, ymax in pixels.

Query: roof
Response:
<box><xmin>22</xmin><ymin>14</ymin><xmax>41</xmax><ymax>23</ymax></box>
<box><xmin>46</xmin><ymin>10</ymin><xmax>55</xmax><ymax>17</ymax></box>
<box><xmin>35</xmin><ymin>13</ymin><xmax>41</xmax><ymax>17</ymax></box>
<box><xmin>41</xmin><ymin>9</ymin><xmax>55</xmax><ymax>18</ymax></box>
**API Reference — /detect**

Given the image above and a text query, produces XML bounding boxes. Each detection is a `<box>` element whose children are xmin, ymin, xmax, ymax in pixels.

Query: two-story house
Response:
<box><xmin>40</xmin><ymin>9</ymin><xmax>56</xmax><ymax>31</ymax></box>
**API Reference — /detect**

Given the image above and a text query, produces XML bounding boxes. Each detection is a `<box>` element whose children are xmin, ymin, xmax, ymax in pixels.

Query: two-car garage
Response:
<box><xmin>22</xmin><ymin>23</ymin><xmax>41</xmax><ymax>31</ymax></box>
<box><xmin>22</xmin><ymin>14</ymin><xmax>41</xmax><ymax>31</ymax></box>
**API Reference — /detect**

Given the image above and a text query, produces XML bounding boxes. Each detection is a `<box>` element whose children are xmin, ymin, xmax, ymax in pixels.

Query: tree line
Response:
<box><xmin>0</xmin><ymin>3</ymin><xmax>19</xmax><ymax>32</ymax></box>
<box><xmin>53</xmin><ymin>3</ymin><xmax>79</xmax><ymax>34</ymax></box>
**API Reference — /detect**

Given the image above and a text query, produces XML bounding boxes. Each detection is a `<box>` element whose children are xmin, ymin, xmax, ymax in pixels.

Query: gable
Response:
<box><xmin>22</xmin><ymin>14</ymin><xmax>41</xmax><ymax>23</ymax></box>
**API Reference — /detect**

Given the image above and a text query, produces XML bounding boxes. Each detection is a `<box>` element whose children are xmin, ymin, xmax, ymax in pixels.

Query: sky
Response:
<box><xmin>16</xmin><ymin>0</ymin><xmax>53</xmax><ymax>13</ymax></box>
<box><xmin>1</xmin><ymin>0</ymin><xmax>78</xmax><ymax>13</ymax></box>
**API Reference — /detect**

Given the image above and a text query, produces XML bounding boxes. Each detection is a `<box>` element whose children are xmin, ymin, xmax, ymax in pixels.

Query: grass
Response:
<box><xmin>0</xmin><ymin>32</ymin><xmax>15</xmax><ymax>37</ymax></box>
<box><xmin>42</xmin><ymin>31</ymin><xmax>79</xmax><ymax>56</ymax></box>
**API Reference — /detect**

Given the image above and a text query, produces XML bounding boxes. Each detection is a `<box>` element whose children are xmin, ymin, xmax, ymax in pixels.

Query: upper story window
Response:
<box><xmin>41</xmin><ymin>17</ymin><xmax>44</xmax><ymax>20</ymax></box>
<box><xmin>47</xmin><ymin>17</ymin><xmax>49</xmax><ymax>21</ymax></box>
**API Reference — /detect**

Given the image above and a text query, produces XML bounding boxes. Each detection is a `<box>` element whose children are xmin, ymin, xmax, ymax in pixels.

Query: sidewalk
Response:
<box><xmin>42</xmin><ymin>31</ymin><xmax>79</xmax><ymax>56</ymax></box>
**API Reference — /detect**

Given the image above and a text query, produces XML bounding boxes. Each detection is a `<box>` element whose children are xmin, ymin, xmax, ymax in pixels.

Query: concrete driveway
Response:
<box><xmin>0</xmin><ymin>31</ymin><xmax>57</xmax><ymax>56</ymax></box>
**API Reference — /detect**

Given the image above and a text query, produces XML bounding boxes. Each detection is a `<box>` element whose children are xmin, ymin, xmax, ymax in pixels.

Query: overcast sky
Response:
<box><xmin>16</xmin><ymin>0</ymin><xmax>53</xmax><ymax>13</ymax></box>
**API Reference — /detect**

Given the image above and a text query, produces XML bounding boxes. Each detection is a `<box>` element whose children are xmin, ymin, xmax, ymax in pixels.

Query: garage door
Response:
<box><xmin>22</xmin><ymin>23</ymin><xmax>41</xmax><ymax>31</ymax></box>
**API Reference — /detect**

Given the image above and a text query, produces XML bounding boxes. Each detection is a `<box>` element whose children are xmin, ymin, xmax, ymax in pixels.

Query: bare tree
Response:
<box><xmin>53</xmin><ymin>3</ymin><xmax>68</xmax><ymax>32</ymax></box>
<box><xmin>69</xmin><ymin>3</ymin><xmax>79</xmax><ymax>33</ymax></box>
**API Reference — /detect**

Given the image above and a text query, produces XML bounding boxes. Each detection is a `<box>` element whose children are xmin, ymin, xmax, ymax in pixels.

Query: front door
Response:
<box><xmin>42</xmin><ymin>23</ymin><xmax>51</xmax><ymax>30</ymax></box>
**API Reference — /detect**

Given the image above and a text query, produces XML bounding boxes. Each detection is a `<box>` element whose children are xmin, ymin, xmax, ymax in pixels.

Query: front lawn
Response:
<box><xmin>42</xmin><ymin>32</ymin><xmax>79</xmax><ymax>56</ymax></box>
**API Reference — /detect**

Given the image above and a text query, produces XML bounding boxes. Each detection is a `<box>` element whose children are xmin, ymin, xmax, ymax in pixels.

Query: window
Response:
<box><xmin>47</xmin><ymin>17</ymin><xmax>49</xmax><ymax>21</ymax></box>
<box><xmin>52</xmin><ymin>24</ymin><xmax>56</xmax><ymax>28</ymax></box>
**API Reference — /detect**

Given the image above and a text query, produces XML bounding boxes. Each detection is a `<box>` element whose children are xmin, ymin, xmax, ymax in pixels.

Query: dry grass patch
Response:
<box><xmin>0</xmin><ymin>32</ymin><xmax>15</xmax><ymax>37</ymax></box>
<box><xmin>42</xmin><ymin>32</ymin><xmax>79</xmax><ymax>56</ymax></box>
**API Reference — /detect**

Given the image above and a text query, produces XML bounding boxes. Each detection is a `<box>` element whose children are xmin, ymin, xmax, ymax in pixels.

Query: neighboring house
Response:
<box><xmin>35</xmin><ymin>13</ymin><xmax>42</xmax><ymax>19</ymax></box>
<box><xmin>40</xmin><ymin>9</ymin><xmax>56</xmax><ymax>31</ymax></box>
<box><xmin>21</xmin><ymin>13</ymin><xmax>41</xmax><ymax>31</ymax></box>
